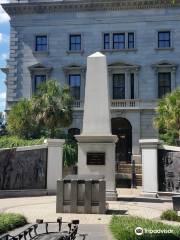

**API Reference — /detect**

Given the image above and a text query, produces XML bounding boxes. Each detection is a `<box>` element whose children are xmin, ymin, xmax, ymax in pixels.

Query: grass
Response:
<box><xmin>160</xmin><ymin>209</ymin><xmax>180</xmax><ymax>222</ymax></box>
<box><xmin>0</xmin><ymin>213</ymin><xmax>27</xmax><ymax>235</ymax></box>
<box><xmin>0</xmin><ymin>136</ymin><xmax>45</xmax><ymax>149</ymax></box>
<box><xmin>109</xmin><ymin>216</ymin><xmax>180</xmax><ymax>240</ymax></box>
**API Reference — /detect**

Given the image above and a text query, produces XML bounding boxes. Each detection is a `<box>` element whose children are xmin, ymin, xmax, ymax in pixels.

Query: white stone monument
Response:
<box><xmin>76</xmin><ymin>52</ymin><xmax>118</xmax><ymax>200</ymax></box>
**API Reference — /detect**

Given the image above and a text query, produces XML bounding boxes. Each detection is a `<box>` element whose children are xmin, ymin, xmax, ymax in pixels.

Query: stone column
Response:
<box><xmin>171</xmin><ymin>67</ymin><xmax>176</xmax><ymax>91</ymax></box>
<box><xmin>125</xmin><ymin>70</ymin><xmax>131</xmax><ymax>99</ymax></box>
<box><xmin>47</xmin><ymin>139</ymin><xmax>65</xmax><ymax>193</ymax></box>
<box><xmin>134</xmin><ymin>70</ymin><xmax>139</xmax><ymax>99</ymax></box>
<box><xmin>139</xmin><ymin>139</ymin><xmax>161</xmax><ymax>197</ymax></box>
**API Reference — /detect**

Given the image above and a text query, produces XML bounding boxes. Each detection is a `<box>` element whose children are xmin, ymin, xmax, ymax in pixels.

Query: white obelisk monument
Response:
<box><xmin>76</xmin><ymin>52</ymin><xmax>118</xmax><ymax>200</ymax></box>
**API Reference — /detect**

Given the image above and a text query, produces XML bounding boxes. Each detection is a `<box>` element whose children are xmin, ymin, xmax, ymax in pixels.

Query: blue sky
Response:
<box><xmin>0</xmin><ymin>0</ymin><xmax>10</xmax><ymax>112</ymax></box>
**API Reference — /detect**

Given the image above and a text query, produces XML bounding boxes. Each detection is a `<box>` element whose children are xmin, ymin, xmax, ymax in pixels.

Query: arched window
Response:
<box><xmin>68</xmin><ymin>128</ymin><xmax>80</xmax><ymax>140</ymax></box>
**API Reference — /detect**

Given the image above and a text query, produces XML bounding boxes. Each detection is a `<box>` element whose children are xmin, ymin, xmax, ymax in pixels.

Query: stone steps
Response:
<box><xmin>117</xmin><ymin>163</ymin><xmax>142</xmax><ymax>174</ymax></box>
<box><xmin>116</xmin><ymin>163</ymin><xmax>142</xmax><ymax>186</ymax></box>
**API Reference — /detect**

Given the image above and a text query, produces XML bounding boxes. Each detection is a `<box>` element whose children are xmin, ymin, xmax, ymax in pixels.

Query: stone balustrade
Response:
<box><xmin>73</xmin><ymin>99</ymin><xmax>157</xmax><ymax>110</ymax></box>
<box><xmin>111</xmin><ymin>99</ymin><xmax>140</xmax><ymax>109</ymax></box>
<box><xmin>72</xmin><ymin>100</ymin><xmax>84</xmax><ymax>109</ymax></box>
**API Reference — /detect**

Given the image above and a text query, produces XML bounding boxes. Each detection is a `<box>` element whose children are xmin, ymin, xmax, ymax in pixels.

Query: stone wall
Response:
<box><xmin>0</xmin><ymin>146</ymin><xmax>47</xmax><ymax>190</ymax></box>
<box><xmin>158</xmin><ymin>147</ymin><xmax>180</xmax><ymax>193</ymax></box>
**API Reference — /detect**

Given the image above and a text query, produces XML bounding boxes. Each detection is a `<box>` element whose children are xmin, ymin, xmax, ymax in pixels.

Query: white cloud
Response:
<box><xmin>0</xmin><ymin>32</ymin><xmax>9</xmax><ymax>44</ymax></box>
<box><xmin>0</xmin><ymin>0</ymin><xmax>10</xmax><ymax>24</ymax></box>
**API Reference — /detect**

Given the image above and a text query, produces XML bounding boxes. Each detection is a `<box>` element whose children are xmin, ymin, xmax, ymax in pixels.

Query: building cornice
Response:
<box><xmin>2</xmin><ymin>0</ymin><xmax>180</xmax><ymax>16</ymax></box>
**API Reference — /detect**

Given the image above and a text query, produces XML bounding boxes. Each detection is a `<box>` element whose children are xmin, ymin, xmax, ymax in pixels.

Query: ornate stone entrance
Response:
<box><xmin>111</xmin><ymin>117</ymin><xmax>142</xmax><ymax>187</ymax></box>
<box><xmin>111</xmin><ymin>117</ymin><xmax>132</xmax><ymax>164</ymax></box>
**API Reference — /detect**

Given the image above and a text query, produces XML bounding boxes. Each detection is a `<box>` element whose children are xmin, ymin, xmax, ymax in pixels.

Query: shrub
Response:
<box><xmin>160</xmin><ymin>209</ymin><xmax>180</xmax><ymax>222</ymax></box>
<box><xmin>0</xmin><ymin>136</ymin><xmax>44</xmax><ymax>148</ymax></box>
<box><xmin>110</xmin><ymin>216</ymin><xmax>180</xmax><ymax>240</ymax></box>
<box><xmin>0</xmin><ymin>213</ymin><xmax>27</xmax><ymax>234</ymax></box>
<box><xmin>63</xmin><ymin>137</ymin><xmax>78</xmax><ymax>167</ymax></box>
<box><xmin>7</xmin><ymin>99</ymin><xmax>39</xmax><ymax>139</ymax></box>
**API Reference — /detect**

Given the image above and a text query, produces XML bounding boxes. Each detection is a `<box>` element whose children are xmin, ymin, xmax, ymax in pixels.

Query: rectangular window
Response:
<box><xmin>158</xmin><ymin>31</ymin><xmax>171</xmax><ymax>48</ymax></box>
<box><xmin>130</xmin><ymin>73</ymin><xmax>134</xmax><ymax>99</ymax></box>
<box><xmin>113</xmin><ymin>74</ymin><xmax>125</xmax><ymax>99</ymax></box>
<box><xmin>34</xmin><ymin>75</ymin><xmax>46</xmax><ymax>92</ymax></box>
<box><xmin>35</xmin><ymin>35</ymin><xmax>48</xmax><ymax>52</ymax></box>
<box><xmin>69</xmin><ymin>74</ymin><xmax>81</xmax><ymax>100</ymax></box>
<box><xmin>128</xmin><ymin>33</ymin><xmax>135</xmax><ymax>49</ymax></box>
<box><xmin>69</xmin><ymin>34</ymin><xmax>81</xmax><ymax>51</ymax></box>
<box><xmin>113</xmin><ymin>33</ymin><xmax>125</xmax><ymax>49</ymax></box>
<box><xmin>104</xmin><ymin>33</ymin><xmax>110</xmax><ymax>50</ymax></box>
<box><xmin>158</xmin><ymin>72</ymin><xmax>171</xmax><ymax>98</ymax></box>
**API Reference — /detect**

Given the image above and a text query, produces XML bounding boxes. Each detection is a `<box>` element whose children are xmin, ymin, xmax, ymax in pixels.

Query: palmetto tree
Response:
<box><xmin>154</xmin><ymin>89</ymin><xmax>180</xmax><ymax>144</ymax></box>
<box><xmin>33</xmin><ymin>80</ymin><xmax>73</xmax><ymax>138</ymax></box>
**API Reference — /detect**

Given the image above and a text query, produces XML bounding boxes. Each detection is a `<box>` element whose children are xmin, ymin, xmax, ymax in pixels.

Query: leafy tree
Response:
<box><xmin>7</xmin><ymin>99</ymin><xmax>39</xmax><ymax>139</ymax></box>
<box><xmin>32</xmin><ymin>80</ymin><xmax>73</xmax><ymax>138</ymax></box>
<box><xmin>154</xmin><ymin>89</ymin><xmax>180</xmax><ymax>145</ymax></box>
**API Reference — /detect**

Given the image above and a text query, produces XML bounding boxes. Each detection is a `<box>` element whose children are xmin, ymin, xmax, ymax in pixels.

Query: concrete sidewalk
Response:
<box><xmin>0</xmin><ymin>192</ymin><xmax>179</xmax><ymax>240</ymax></box>
<box><xmin>0</xmin><ymin>195</ymin><xmax>174</xmax><ymax>224</ymax></box>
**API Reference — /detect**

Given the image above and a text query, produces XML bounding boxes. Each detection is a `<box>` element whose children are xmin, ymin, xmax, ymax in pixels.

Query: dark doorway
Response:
<box><xmin>111</xmin><ymin>118</ymin><xmax>132</xmax><ymax>164</ymax></box>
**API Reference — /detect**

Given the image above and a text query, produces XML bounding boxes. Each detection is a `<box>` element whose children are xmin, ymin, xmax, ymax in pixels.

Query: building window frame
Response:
<box><xmin>128</xmin><ymin>32</ymin><xmax>135</xmax><ymax>49</ymax></box>
<box><xmin>34</xmin><ymin>34</ymin><xmax>48</xmax><ymax>53</ymax></box>
<box><xmin>108</xmin><ymin>62</ymin><xmax>140</xmax><ymax>100</ymax></box>
<box><xmin>103</xmin><ymin>33</ymin><xmax>110</xmax><ymax>50</ymax></box>
<box><xmin>69</xmin><ymin>74</ymin><xmax>81</xmax><ymax>100</ymax></box>
<box><xmin>69</xmin><ymin>34</ymin><xmax>82</xmax><ymax>52</ymax></box>
<box><xmin>112</xmin><ymin>73</ymin><xmax>125</xmax><ymax>99</ymax></box>
<box><xmin>158</xmin><ymin>72</ymin><xmax>171</xmax><ymax>98</ymax></box>
<box><xmin>29</xmin><ymin>63</ymin><xmax>52</xmax><ymax>97</ymax></box>
<box><xmin>158</xmin><ymin>31</ymin><xmax>171</xmax><ymax>48</ymax></box>
<box><xmin>102</xmin><ymin>31</ymin><xmax>136</xmax><ymax>51</ymax></box>
<box><xmin>113</xmin><ymin>33</ymin><xmax>125</xmax><ymax>50</ymax></box>
<box><xmin>130</xmin><ymin>73</ymin><xmax>135</xmax><ymax>99</ymax></box>
<box><xmin>34</xmin><ymin>74</ymin><xmax>47</xmax><ymax>93</ymax></box>
<box><xmin>63</xmin><ymin>65</ymin><xmax>86</xmax><ymax>101</ymax></box>
<box><xmin>152</xmin><ymin>61</ymin><xmax>177</xmax><ymax>99</ymax></box>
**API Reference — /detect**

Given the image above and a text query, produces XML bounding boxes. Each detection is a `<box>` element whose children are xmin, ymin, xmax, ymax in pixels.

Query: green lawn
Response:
<box><xmin>0</xmin><ymin>213</ymin><xmax>27</xmax><ymax>235</ymax></box>
<box><xmin>109</xmin><ymin>216</ymin><xmax>180</xmax><ymax>240</ymax></box>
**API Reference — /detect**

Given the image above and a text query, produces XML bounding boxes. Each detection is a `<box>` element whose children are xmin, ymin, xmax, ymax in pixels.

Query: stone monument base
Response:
<box><xmin>76</xmin><ymin>135</ymin><xmax>118</xmax><ymax>201</ymax></box>
<box><xmin>106</xmin><ymin>190</ymin><xmax>118</xmax><ymax>201</ymax></box>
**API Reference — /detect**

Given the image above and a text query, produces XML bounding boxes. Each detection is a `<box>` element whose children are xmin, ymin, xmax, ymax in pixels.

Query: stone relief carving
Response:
<box><xmin>158</xmin><ymin>149</ymin><xmax>180</xmax><ymax>192</ymax></box>
<box><xmin>0</xmin><ymin>148</ymin><xmax>47</xmax><ymax>190</ymax></box>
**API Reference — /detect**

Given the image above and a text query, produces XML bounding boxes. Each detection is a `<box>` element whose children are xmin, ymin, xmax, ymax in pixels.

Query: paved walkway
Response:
<box><xmin>0</xmin><ymin>195</ymin><xmax>175</xmax><ymax>224</ymax></box>
<box><xmin>0</xmin><ymin>189</ymin><xmax>179</xmax><ymax>240</ymax></box>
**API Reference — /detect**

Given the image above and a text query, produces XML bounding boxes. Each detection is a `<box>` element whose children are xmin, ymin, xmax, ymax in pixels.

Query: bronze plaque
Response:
<box><xmin>87</xmin><ymin>152</ymin><xmax>105</xmax><ymax>165</ymax></box>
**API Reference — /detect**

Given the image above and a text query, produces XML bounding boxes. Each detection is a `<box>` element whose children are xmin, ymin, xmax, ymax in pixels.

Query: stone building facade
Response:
<box><xmin>1</xmin><ymin>0</ymin><xmax>180</xmax><ymax>168</ymax></box>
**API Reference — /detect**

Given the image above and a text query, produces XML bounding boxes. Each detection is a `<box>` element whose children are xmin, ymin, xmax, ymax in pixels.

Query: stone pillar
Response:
<box><xmin>139</xmin><ymin>139</ymin><xmax>161</xmax><ymax>197</ymax></box>
<box><xmin>47</xmin><ymin>139</ymin><xmax>65</xmax><ymax>193</ymax></box>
